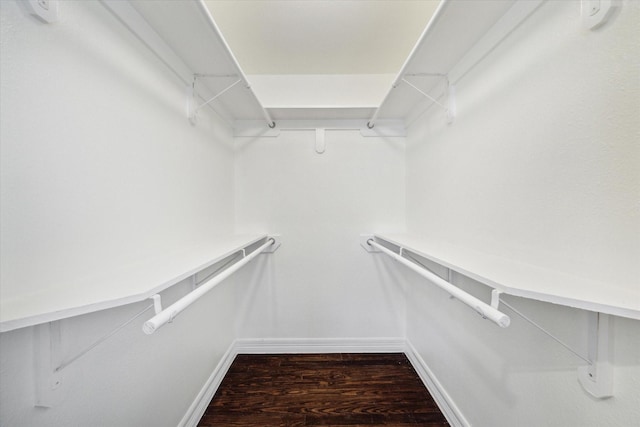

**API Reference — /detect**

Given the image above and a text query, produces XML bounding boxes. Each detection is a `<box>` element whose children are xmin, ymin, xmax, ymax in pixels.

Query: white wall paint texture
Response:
<box><xmin>404</xmin><ymin>1</ymin><xmax>639</xmax><ymax>426</ymax></box>
<box><xmin>0</xmin><ymin>1</ymin><xmax>241</xmax><ymax>426</ymax></box>
<box><xmin>0</xmin><ymin>1</ymin><xmax>236</xmax><ymax>300</ymax></box>
<box><xmin>234</xmin><ymin>130</ymin><xmax>406</xmax><ymax>339</ymax></box>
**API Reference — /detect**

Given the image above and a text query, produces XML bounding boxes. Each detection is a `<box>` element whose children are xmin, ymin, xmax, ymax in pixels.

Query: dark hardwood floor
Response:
<box><xmin>198</xmin><ymin>353</ymin><xmax>449</xmax><ymax>426</ymax></box>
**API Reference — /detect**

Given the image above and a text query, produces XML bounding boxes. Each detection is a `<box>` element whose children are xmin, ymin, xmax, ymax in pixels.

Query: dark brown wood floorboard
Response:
<box><xmin>198</xmin><ymin>353</ymin><xmax>449</xmax><ymax>426</ymax></box>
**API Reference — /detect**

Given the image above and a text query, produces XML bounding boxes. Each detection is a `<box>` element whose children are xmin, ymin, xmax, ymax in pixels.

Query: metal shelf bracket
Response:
<box><xmin>33</xmin><ymin>304</ymin><xmax>153</xmax><ymax>408</ymax></box>
<box><xmin>187</xmin><ymin>75</ymin><xmax>242</xmax><ymax>125</ymax></box>
<box><xmin>401</xmin><ymin>75</ymin><xmax>456</xmax><ymax>124</ymax></box>
<box><xmin>578</xmin><ymin>312</ymin><xmax>614</xmax><ymax>399</ymax></box>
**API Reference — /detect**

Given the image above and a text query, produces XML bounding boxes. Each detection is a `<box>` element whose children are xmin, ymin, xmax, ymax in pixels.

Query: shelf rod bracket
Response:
<box><xmin>400</xmin><ymin>76</ymin><xmax>456</xmax><ymax>124</ymax></box>
<box><xmin>491</xmin><ymin>289</ymin><xmax>502</xmax><ymax>309</ymax></box>
<box><xmin>194</xmin><ymin>79</ymin><xmax>242</xmax><ymax>111</ymax></box>
<box><xmin>187</xmin><ymin>78</ymin><xmax>242</xmax><ymax>124</ymax></box>
<box><xmin>34</xmin><ymin>304</ymin><xmax>153</xmax><ymax>407</ymax></box>
<box><xmin>34</xmin><ymin>322</ymin><xmax>62</xmax><ymax>408</ymax></box>
<box><xmin>55</xmin><ymin>305</ymin><xmax>154</xmax><ymax>374</ymax></box>
<box><xmin>401</xmin><ymin>78</ymin><xmax>447</xmax><ymax>109</ymax></box>
<box><xmin>315</xmin><ymin>128</ymin><xmax>326</xmax><ymax>154</ymax></box>
<box><xmin>578</xmin><ymin>312</ymin><xmax>614</xmax><ymax>399</ymax></box>
<box><xmin>500</xmin><ymin>299</ymin><xmax>593</xmax><ymax>365</ymax></box>
<box><xmin>151</xmin><ymin>294</ymin><xmax>163</xmax><ymax>315</ymax></box>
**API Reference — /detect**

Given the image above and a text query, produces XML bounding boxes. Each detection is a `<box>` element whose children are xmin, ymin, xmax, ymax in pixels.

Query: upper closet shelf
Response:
<box><xmin>375</xmin><ymin>234</ymin><xmax>640</xmax><ymax>321</ymax></box>
<box><xmin>0</xmin><ymin>234</ymin><xmax>268</xmax><ymax>333</ymax></box>
<box><xmin>101</xmin><ymin>0</ymin><xmax>275</xmax><ymax>128</ymax></box>
<box><xmin>369</xmin><ymin>0</ymin><xmax>542</xmax><ymax>127</ymax></box>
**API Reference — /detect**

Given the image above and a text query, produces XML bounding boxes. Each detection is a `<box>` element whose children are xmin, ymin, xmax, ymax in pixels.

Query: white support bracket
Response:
<box><xmin>491</xmin><ymin>289</ymin><xmax>502</xmax><ymax>309</ymax></box>
<box><xmin>34</xmin><ymin>322</ymin><xmax>62</xmax><ymax>408</ymax></box>
<box><xmin>360</xmin><ymin>235</ymin><xmax>380</xmax><ymax>252</ymax></box>
<box><xmin>401</xmin><ymin>75</ymin><xmax>456</xmax><ymax>124</ymax></box>
<box><xmin>187</xmin><ymin>76</ymin><xmax>242</xmax><ymax>125</ymax></box>
<box><xmin>261</xmin><ymin>235</ymin><xmax>281</xmax><ymax>253</ymax></box>
<box><xmin>151</xmin><ymin>294</ymin><xmax>163</xmax><ymax>315</ymax></box>
<box><xmin>446</xmin><ymin>84</ymin><xmax>456</xmax><ymax>124</ymax></box>
<box><xmin>315</xmin><ymin>128</ymin><xmax>326</xmax><ymax>154</ymax></box>
<box><xmin>501</xmin><ymin>301</ymin><xmax>614</xmax><ymax>398</ymax></box>
<box><xmin>578</xmin><ymin>312</ymin><xmax>614</xmax><ymax>399</ymax></box>
<box><xmin>34</xmin><ymin>304</ymin><xmax>154</xmax><ymax>407</ymax></box>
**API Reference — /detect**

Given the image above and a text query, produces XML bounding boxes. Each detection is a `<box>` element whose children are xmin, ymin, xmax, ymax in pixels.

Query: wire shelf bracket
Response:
<box><xmin>33</xmin><ymin>235</ymin><xmax>280</xmax><ymax>407</ymax></box>
<box><xmin>34</xmin><ymin>304</ymin><xmax>153</xmax><ymax>408</ymax></box>
<box><xmin>578</xmin><ymin>312</ymin><xmax>614</xmax><ymax>398</ymax></box>
<box><xmin>363</xmin><ymin>233</ymin><xmax>616</xmax><ymax>399</ymax></box>
<box><xmin>187</xmin><ymin>76</ymin><xmax>242</xmax><ymax>125</ymax></box>
<box><xmin>400</xmin><ymin>75</ymin><xmax>456</xmax><ymax>125</ymax></box>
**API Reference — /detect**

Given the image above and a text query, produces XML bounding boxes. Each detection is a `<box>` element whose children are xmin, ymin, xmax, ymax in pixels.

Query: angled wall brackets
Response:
<box><xmin>578</xmin><ymin>312</ymin><xmax>614</xmax><ymax>399</ymax></box>
<box><xmin>33</xmin><ymin>304</ymin><xmax>153</xmax><ymax>408</ymax></box>
<box><xmin>401</xmin><ymin>74</ymin><xmax>456</xmax><ymax>124</ymax></box>
<box><xmin>187</xmin><ymin>75</ymin><xmax>242</xmax><ymax>125</ymax></box>
<box><xmin>499</xmin><ymin>300</ymin><xmax>614</xmax><ymax>398</ymax></box>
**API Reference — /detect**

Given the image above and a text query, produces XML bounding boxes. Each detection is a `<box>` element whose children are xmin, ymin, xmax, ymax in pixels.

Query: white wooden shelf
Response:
<box><xmin>102</xmin><ymin>0</ymin><xmax>274</xmax><ymax>126</ymax></box>
<box><xmin>0</xmin><ymin>234</ymin><xmax>268</xmax><ymax>332</ymax></box>
<box><xmin>370</xmin><ymin>0</ymin><xmax>544</xmax><ymax>126</ymax></box>
<box><xmin>109</xmin><ymin>1</ymin><xmax>545</xmax><ymax>125</ymax></box>
<box><xmin>375</xmin><ymin>234</ymin><xmax>640</xmax><ymax>321</ymax></box>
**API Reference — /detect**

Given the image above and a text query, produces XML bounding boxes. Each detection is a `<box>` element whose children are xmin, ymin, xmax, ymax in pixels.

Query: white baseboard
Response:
<box><xmin>177</xmin><ymin>343</ymin><xmax>239</xmax><ymax>427</ymax></box>
<box><xmin>179</xmin><ymin>337</ymin><xmax>466</xmax><ymax>427</ymax></box>
<box><xmin>234</xmin><ymin>337</ymin><xmax>406</xmax><ymax>354</ymax></box>
<box><xmin>404</xmin><ymin>340</ymin><xmax>470</xmax><ymax>427</ymax></box>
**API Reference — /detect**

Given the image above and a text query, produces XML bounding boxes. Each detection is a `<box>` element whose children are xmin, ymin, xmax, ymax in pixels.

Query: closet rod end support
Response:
<box><xmin>360</xmin><ymin>234</ymin><xmax>380</xmax><ymax>252</ymax></box>
<box><xmin>260</xmin><ymin>235</ymin><xmax>281</xmax><ymax>253</ymax></box>
<box><xmin>578</xmin><ymin>313</ymin><xmax>614</xmax><ymax>399</ymax></box>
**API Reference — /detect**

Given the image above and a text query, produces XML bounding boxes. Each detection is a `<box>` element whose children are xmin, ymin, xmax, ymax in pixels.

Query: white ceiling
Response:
<box><xmin>204</xmin><ymin>0</ymin><xmax>440</xmax><ymax>75</ymax></box>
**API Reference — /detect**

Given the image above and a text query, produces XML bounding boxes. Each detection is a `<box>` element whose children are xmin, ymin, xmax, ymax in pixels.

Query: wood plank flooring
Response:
<box><xmin>198</xmin><ymin>353</ymin><xmax>449</xmax><ymax>426</ymax></box>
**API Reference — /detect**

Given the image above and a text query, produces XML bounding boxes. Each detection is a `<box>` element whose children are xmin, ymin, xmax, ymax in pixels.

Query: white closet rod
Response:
<box><xmin>143</xmin><ymin>238</ymin><xmax>275</xmax><ymax>334</ymax></box>
<box><xmin>367</xmin><ymin>239</ymin><xmax>510</xmax><ymax>328</ymax></box>
<box><xmin>194</xmin><ymin>0</ymin><xmax>276</xmax><ymax>129</ymax></box>
<box><xmin>367</xmin><ymin>0</ymin><xmax>450</xmax><ymax>128</ymax></box>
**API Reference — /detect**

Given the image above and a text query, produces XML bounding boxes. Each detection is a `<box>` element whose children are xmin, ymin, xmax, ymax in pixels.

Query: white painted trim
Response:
<box><xmin>404</xmin><ymin>340</ymin><xmax>470</xmax><ymax>427</ymax></box>
<box><xmin>234</xmin><ymin>337</ymin><xmax>406</xmax><ymax>354</ymax></box>
<box><xmin>178</xmin><ymin>343</ymin><xmax>238</xmax><ymax>427</ymax></box>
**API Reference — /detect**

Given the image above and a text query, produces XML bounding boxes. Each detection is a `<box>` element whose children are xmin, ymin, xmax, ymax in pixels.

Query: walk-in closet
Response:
<box><xmin>1</xmin><ymin>1</ymin><xmax>638</xmax><ymax>426</ymax></box>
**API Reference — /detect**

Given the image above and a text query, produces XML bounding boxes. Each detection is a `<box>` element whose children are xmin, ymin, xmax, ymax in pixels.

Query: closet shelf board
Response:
<box><xmin>375</xmin><ymin>0</ymin><xmax>521</xmax><ymax>122</ymax></box>
<box><xmin>124</xmin><ymin>0</ymin><xmax>268</xmax><ymax>122</ymax></box>
<box><xmin>377</xmin><ymin>234</ymin><xmax>640</xmax><ymax>321</ymax></box>
<box><xmin>0</xmin><ymin>234</ymin><xmax>267</xmax><ymax>332</ymax></box>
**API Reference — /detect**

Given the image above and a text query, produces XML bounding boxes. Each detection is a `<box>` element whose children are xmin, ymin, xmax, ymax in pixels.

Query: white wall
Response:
<box><xmin>404</xmin><ymin>1</ymin><xmax>640</xmax><ymax>426</ymax></box>
<box><xmin>248</xmin><ymin>74</ymin><xmax>394</xmax><ymax>108</ymax></box>
<box><xmin>234</xmin><ymin>130</ymin><xmax>406</xmax><ymax>340</ymax></box>
<box><xmin>0</xmin><ymin>1</ymin><xmax>241</xmax><ymax>426</ymax></box>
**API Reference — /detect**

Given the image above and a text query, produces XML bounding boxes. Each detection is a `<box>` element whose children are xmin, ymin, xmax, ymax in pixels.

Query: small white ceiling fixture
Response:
<box><xmin>204</xmin><ymin>0</ymin><xmax>440</xmax><ymax>75</ymax></box>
